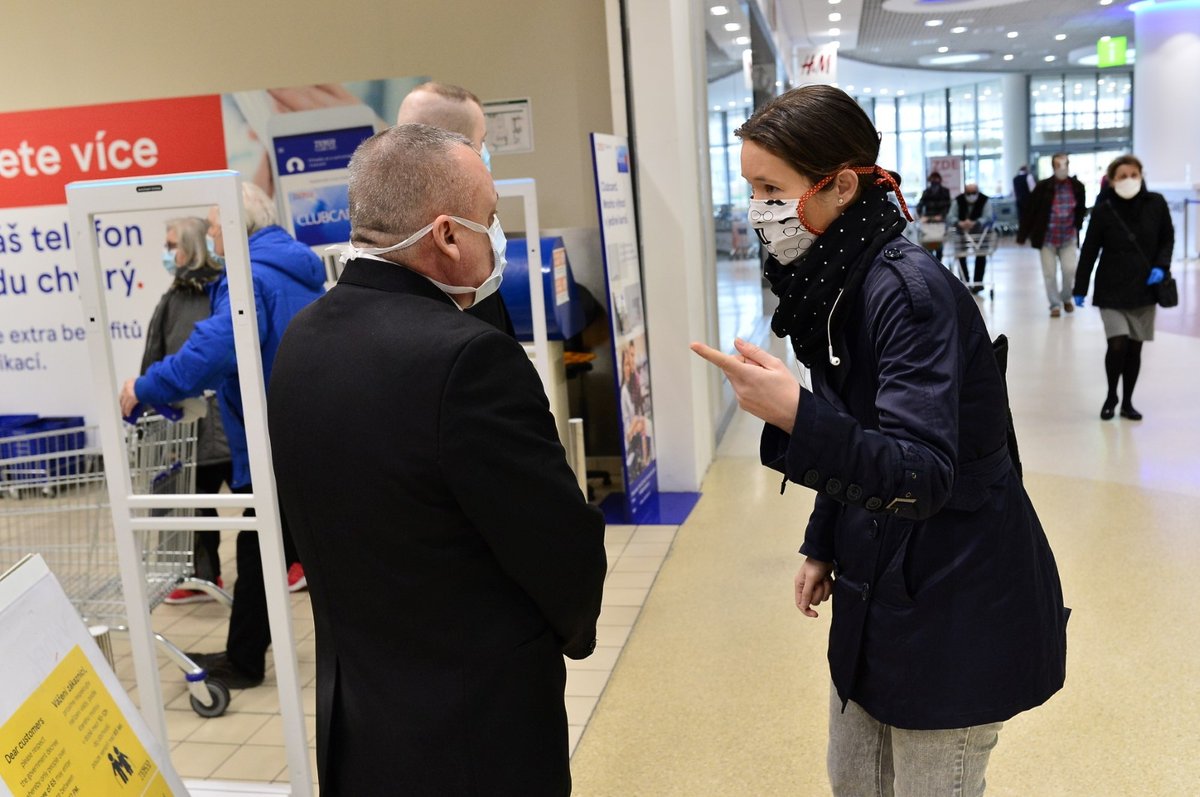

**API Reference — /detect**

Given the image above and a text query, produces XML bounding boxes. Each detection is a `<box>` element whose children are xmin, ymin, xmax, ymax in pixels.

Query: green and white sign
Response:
<box><xmin>1097</xmin><ymin>36</ymin><xmax>1128</xmax><ymax>68</ymax></box>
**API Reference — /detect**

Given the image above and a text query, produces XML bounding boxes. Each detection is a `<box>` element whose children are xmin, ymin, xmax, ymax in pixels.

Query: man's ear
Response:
<box><xmin>428</xmin><ymin>216</ymin><xmax>461</xmax><ymax>263</ymax></box>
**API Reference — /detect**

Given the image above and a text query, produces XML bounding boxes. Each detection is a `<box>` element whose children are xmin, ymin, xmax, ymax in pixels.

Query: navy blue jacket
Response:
<box><xmin>136</xmin><ymin>225</ymin><xmax>325</xmax><ymax>488</ymax></box>
<box><xmin>762</xmin><ymin>236</ymin><xmax>1069</xmax><ymax>730</ymax></box>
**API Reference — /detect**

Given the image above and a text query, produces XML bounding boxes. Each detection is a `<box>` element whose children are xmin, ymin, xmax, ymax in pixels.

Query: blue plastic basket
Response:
<box><xmin>0</xmin><ymin>417</ymin><xmax>87</xmax><ymax>482</ymax></box>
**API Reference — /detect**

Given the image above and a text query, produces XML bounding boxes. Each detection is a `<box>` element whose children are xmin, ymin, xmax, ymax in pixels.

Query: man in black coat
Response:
<box><xmin>268</xmin><ymin>124</ymin><xmax>607</xmax><ymax>796</ymax></box>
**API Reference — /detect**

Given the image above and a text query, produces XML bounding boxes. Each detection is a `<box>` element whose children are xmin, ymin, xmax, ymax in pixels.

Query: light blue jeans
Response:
<box><xmin>828</xmin><ymin>687</ymin><xmax>1003</xmax><ymax>797</ymax></box>
<box><xmin>1040</xmin><ymin>243</ymin><xmax>1079</xmax><ymax>310</ymax></box>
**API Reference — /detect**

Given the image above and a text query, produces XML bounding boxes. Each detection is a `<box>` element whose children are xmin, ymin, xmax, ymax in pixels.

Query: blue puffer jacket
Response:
<box><xmin>136</xmin><ymin>225</ymin><xmax>325</xmax><ymax>488</ymax></box>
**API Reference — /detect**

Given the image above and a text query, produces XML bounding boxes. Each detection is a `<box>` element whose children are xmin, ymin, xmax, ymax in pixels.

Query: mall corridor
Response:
<box><xmin>569</xmin><ymin>244</ymin><xmax>1200</xmax><ymax>796</ymax></box>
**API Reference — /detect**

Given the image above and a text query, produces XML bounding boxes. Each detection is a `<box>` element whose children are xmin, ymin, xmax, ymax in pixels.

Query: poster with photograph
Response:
<box><xmin>590</xmin><ymin>133</ymin><xmax>658</xmax><ymax>520</ymax></box>
<box><xmin>0</xmin><ymin>75</ymin><xmax>426</xmax><ymax>425</ymax></box>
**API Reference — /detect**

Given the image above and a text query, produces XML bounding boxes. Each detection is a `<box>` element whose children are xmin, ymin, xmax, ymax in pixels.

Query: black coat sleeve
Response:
<box><xmin>1153</xmin><ymin>195</ymin><xmax>1175</xmax><ymax>270</ymax></box>
<box><xmin>439</xmin><ymin>330</ymin><xmax>606</xmax><ymax>659</ymax></box>
<box><xmin>767</xmin><ymin>270</ymin><xmax>960</xmax><ymax>522</ymax></box>
<box><xmin>1074</xmin><ymin>207</ymin><xmax>1105</xmax><ymax>297</ymax></box>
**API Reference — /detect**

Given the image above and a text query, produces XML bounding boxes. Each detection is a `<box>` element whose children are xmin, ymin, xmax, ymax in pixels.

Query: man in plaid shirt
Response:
<box><xmin>1018</xmin><ymin>153</ymin><xmax>1088</xmax><ymax>317</ymax></box>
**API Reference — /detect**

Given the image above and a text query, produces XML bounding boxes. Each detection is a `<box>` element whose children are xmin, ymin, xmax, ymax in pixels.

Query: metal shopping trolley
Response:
<box><xmin>948</xmin><ymin>221</ymin><xmax>1000</xmax><ymax>298</ymax></box>
<box><xmin>0</xmin><ymin>413</ymin><xmax>234</xmax><ymax>717</ymax></box>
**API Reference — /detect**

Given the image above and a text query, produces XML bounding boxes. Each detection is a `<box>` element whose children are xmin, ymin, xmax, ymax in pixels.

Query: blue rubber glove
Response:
<box><xmin>1147</xmin><ymin>267</ymin><xmax>1165</xmax><ymax>286</ymax></box>
<box><xmin>1073</xmin><ymin>295</ymin><xmax>1086</xmax><ymax>308</ymax></box>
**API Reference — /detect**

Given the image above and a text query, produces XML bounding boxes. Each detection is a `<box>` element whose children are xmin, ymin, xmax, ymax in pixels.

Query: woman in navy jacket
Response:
<box><xmin>693</xmin><ymin>86</ymin><xmax>1068</xmax><ymax>796</ymax></box>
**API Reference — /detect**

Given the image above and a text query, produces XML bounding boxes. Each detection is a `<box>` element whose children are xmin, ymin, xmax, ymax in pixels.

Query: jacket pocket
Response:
<box><xmin>873</xmin><ymin>521</ymin><xmax>917</xmax><ymax>608</ymax></box>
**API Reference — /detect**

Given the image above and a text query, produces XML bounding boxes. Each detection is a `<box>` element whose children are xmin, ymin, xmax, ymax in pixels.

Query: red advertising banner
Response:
<box><xmin>0</xmin><ymin>95</ymin><xmax>226</xmax><ymax>208</ymax></box>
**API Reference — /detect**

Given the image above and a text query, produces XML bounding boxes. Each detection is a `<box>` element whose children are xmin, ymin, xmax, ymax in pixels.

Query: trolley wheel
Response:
<box><xmin>190</xmin><ymin>679</ymin><xmax>231</xmax><ymax>718</ymax></box>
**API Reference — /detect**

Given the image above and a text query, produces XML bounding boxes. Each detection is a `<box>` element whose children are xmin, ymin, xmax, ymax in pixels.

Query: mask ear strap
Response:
<box><xmin>797</xmin><ymin>173</ymin><xmax>836</xmax><ymax>235</ymax></box>
<box><xmin>851</xmin><ymin>165</ymin><xmax>914</xmax><ymax>222</ymax></box>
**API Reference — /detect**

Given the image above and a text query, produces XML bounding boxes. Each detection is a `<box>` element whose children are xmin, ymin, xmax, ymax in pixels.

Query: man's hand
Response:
<box><xmin>795</xmin><ymin>557</ymin><xmax>834</xmax><ymax>618</ymax></box>
<box><xmin>119</xmin><ymin>378</ymin><xmax>139</xmax><ymax>417</ymax></box>
<box><xmin>690</xmin><ymin>338</ymin><xmax>800</xmax><ymax>431</ymax></box>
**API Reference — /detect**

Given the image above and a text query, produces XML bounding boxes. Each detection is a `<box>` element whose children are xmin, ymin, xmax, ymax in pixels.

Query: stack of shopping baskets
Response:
<box><xmin>0</xmin><ymin>412</ymin><xmax>232</xmax><ymax>717</ymax></box>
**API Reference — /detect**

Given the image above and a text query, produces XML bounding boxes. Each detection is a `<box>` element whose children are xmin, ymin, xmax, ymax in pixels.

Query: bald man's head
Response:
<box><xmin>396</xmin><ymin>82</ymin><xmax>487</xmax><ymax>150</ymax></box>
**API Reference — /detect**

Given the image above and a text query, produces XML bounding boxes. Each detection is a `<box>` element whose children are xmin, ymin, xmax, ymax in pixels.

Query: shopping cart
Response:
<box><xmin>0</xmin><ymin>413</ymin><xmax>233</xmax><ymax>717</ymax></box>
<box><xmin>948</xmin><ymin>221</ymin><xmax>1000</xmax><ymax>298</ymax></box>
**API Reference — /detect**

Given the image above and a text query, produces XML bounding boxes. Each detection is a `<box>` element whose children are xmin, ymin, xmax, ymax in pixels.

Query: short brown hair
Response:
<box><xmin>1106</xmin><ymin>154</ymin><xmax>1143</xmax><ymax>182</ymax></box>
<box><xmin>735</xmin><ymin>85</ymin><xmax>883</xmax><ymax>192</ymax></box>
<box><xmin>1052</xmin><ymin>152</ymin><xmax>1070</xmax><ymax>168</ymax></box>
<box><xmin>414</xmin><ymin>81</ymin><xmax>480</xmax><ymax>107</ymax></box>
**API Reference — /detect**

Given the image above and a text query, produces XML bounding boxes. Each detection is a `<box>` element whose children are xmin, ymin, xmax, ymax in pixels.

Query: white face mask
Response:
<box><xmin>330</xmin><ymin>215</ymin><xmax>507</xmax><ymax>309</ymax></box>
<box><xmin>1053</xmin><ymin>164</ymin><xmax>1069</xmax><ymax>180</ymax></box>
<box><xmin>1113</xmin><ymin>177</ymin><xmax>1142</xmax><ymax>200</ymax></box>
<box><xmin>748</xmin><ymin>198</ymin><xmax>819</xmax><ymax>266</ymax></box>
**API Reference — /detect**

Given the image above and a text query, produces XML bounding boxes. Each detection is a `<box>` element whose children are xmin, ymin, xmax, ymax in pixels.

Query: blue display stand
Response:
<box><xmin>499</xmin><ymin>236</ymin><xmax>586</xmax><ymax>341</ymax></box>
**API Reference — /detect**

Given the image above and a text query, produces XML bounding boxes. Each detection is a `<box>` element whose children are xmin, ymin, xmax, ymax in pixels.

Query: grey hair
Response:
<box><xmin>166</xmin><ymin>216</ymin><xmax>217</xmax><ymax>272</ymax></box>
<box><xmin>241</xmin><ymin>182</ymin><xmax>277</xmax><ymax>234</ymax></box>
<box><xmin>347</xmin><ymin>124</ymin><xmax>475</xmax><ymax>246</ymax></box>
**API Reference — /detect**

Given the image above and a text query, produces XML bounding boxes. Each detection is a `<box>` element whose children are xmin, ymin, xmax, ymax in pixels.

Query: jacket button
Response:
<box><xmin>861</xmin><ymin>584</ymin><xmax>871</xmax><ymax>601</ymax></box>
<box><xmin>865</xmin><ymin>497</ymin><xmax>883</xmax><ymax>511</ymax></box>
<box><xmin>846</xmin><ymin>484</ymin><xmax>863</xmax><ymax>502</ymax></box>
<box><xmin>884</xmin><ymin>248</ymin><xmax>903</xmax><ymax>260</ymax></box>
<box><xmin>803</xmin><ymin>469</ymin><xmax>820</xmax><ymax>487</ymax></box>
<box><xmin>826</xmin><ymin>478</ymin><xmax>842</xmax><ymax>495</ymax></box>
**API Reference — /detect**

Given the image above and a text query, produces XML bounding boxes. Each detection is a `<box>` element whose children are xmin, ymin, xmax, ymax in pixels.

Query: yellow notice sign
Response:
<box><xmin>0</xmin><ymin>646</ymin><xmax>174</xmax><ymax>797</ymax></box>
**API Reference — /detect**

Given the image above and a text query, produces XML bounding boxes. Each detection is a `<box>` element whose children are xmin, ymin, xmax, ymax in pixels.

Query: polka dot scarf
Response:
<box><xmin>765</xmin><ymin>186</ymin><xmax>909</xmax><ymax>367</ymax></box>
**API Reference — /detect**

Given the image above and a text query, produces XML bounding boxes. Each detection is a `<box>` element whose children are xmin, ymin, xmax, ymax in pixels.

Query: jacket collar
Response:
<box><xmin>336</xmin><ymin>257</ymin><xmax>459</xmax><ymax>308</ymax></box>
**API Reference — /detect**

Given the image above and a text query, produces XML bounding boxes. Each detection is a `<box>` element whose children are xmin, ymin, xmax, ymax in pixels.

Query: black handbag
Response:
<box><xmin>1103</xmin><ymin>200</ymin><xmax>1177</xmax><ymax>308</ymax></box>
<box><xmin>1154</xmin><ymin>275</ymin><xmax>1179</xmax><ymax>308</ymax></box>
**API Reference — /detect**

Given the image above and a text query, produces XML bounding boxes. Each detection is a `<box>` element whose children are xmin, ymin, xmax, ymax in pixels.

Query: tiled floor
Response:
<box><xmin>106</xmin><ymin>521</ymin><xmax>675</xmax><ymax>793</ymax></box>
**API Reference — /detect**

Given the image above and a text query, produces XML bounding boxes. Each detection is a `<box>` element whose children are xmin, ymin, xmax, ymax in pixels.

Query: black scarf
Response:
<box><xmin>765</xmin><ymin>187</ymin><xmax>908</xmax><ymax>367</ymax></box>
<box><xmin>171</xmin><ymin>260</ymin><xmax>224</xmax><ymax>294</ymax></box>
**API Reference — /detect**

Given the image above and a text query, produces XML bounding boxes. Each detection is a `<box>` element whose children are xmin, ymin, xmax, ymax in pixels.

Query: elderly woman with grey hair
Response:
<box><xmin>141</xmin><ymin>216</ymin><xmax>232</xmax><ymax>603</ymax></box>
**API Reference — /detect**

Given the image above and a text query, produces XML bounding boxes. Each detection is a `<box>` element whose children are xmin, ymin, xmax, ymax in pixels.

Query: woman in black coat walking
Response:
<box><xmin>691</xmin><ymin>85</ymin><xmax>1068</xmax><ymax>796</ymax></box>
<box><xmin>1073</xmin><ymin>154</ymin><xmax>1175</xmax><ymax>420</ymax></box>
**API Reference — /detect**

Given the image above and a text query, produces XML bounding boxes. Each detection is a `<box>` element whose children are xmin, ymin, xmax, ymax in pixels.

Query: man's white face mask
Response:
<box><xmin>330</xmin><ymin>215</ymin><xmax>508</xmax><ymax>309</ymax></box>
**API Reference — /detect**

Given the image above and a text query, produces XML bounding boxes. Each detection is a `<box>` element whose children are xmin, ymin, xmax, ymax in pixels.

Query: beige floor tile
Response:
<box><xmin>564</xmin><ymin>695</ymin><xmax>599</xmax><ymax>726</ymax></box>
<box><xmin>170</xmin><ymin>741</ymin><xmax>239</xmax><ymax>779</ymax></box>
<box><xmin>566</xmin><ymin>645</ymin><xmax>623</xmax><ymax>672</ymax></box>
<box><xmin>210</xmin><ymin>743</ymin><xmax>287</xmax><ymax>782</ymax></box>
<box><xmin>565</xmin><ymin>668</ymin><xmax>612</xmax><ymax>698</ymax></box>
<box><xmin>601</xmin><ymin>570</ymin><xmax>657</xmax><ymax>589</ymax></box>
<box><xmin>246</xmin><ymin>713</ymin><xmax>319</xmax><ymax>746</ymax></box>
<box><xmin>611</xmin><ymin>555</ymin><xmax>666</xmax><ymax>573</ymax></box>
<box><xmin>600</xmin><ymin>587</ymin><xmax>649</xmax><ymax>607</ymax></box>
<box><xmin>622</xmin><ymin>541</ymin><xmax>671</xmax><ymax>558</ymax></box>
<box><xmin>185</xmin><ymin>711</ymin><xmax>272</xmax><ymax>745</ymax></box>
<box><xmin>604</xmin><ymin>525</ymin><xmax>636</xmax><ymax>545</ymax></box>
<box><xmin>630</xmin><ymin>526</ymin><xmax>678</xmax><ymax>544</ymax></box>
<box><xmin>597</xmin><ymin>605</ymin><xmax>640</xmax><ymax>626</ymax></box>
<box><xmin>567</xmin><ymin>725</ymin><xmax>585</xmax><ymax>757</ymax></box>
<box><xmin>165</xmin><ymin>708</ymin><xmax>209</xmax><ymax>743</ymax></box>
<box><xmin>595</xmin><ymin>624</ymin><xmax>632</xmax><ymax>647</ymax></box>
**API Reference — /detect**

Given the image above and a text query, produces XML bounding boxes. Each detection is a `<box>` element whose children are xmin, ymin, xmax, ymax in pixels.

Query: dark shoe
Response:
<box><xmin>1063</xmin><ymin>301</ymin><xmax>1074</xmax><ymax>313</ymax></box>
<box><xmin>1120</xmin><ymin>404</ymin><xmax>1143</xmax><ymax>421</ymax></box>
<box><xmin>1100</xmin><ymin>398</ymin><xmax>1118</xmax><ymax>421</ymax></box>
<box><xmin>185</xmin><ymin>651</ymin><xmax>264</xmax><ymax>689</ymax></box>
<box><xmin>970</xmin><ymin>285</ymin><xmax>985</xmax><ymax>295</ymax></box>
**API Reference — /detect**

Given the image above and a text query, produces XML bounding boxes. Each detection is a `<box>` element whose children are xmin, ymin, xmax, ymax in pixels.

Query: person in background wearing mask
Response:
<box><xmin>267</xmin><ymin>124</ymin><xmax>606</xmax><ymax>795</ymax></box>
<box><xmin>396</xmin><ymin>80</ymin><xmax>516</xmax><ymax>338</ymax></box>
<box><xmin>916</xmin><ymin>171</ymin><xmax>952</xmax><ymax>261</ymax></box>
<box><xmin>1073</xmin><ymin>154</ymin><xmax>1174</xmax><ymax>421</ymax></box>
<box><xmin>120</xmin><ymin>182</ymin><xmax>325</xmax><ymax>688</ymax></box>
<box><xmin>946</xmin><ymin>182</ymin><xmax>995</xmax><ymax>294</ymax></box>
<box><xmin>1018</xmin><ymin>152</ymin><xmax>1087</xmax><ymax>317</ymax></box>
<box><xmin>141</xmin><ymin>217</ymin><xmax>233</xmax><ymax>604</ymax></box>
<box><xmin>690</xmin><ymin>85</ymin><xmax>1068</xmax><ymax>797</ymax></box>
<box><xmin>1012</xmin><ymin>164</ymin><xmax>1036</xmax><ymax>226</ymax></box>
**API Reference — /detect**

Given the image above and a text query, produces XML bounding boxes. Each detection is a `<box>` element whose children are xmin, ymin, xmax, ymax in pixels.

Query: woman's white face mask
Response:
<box><xmin>1113</xmin><ymin>177</ymin><xmax>1142</xmax><ymax>200</ymax></box>
<box><xmin>329</xmin><ymin>215</ymin><xmax>508</xmax><ymax>308</ymax></box>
